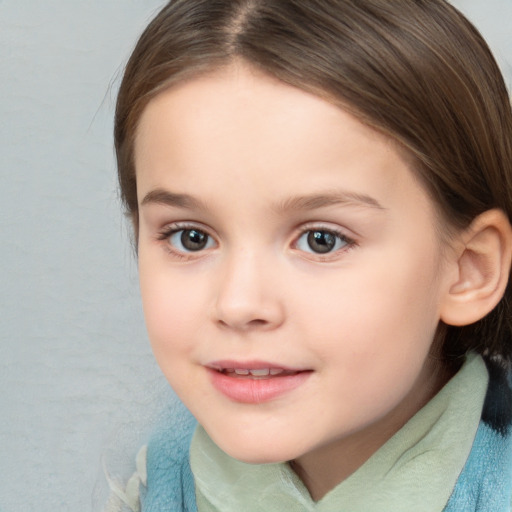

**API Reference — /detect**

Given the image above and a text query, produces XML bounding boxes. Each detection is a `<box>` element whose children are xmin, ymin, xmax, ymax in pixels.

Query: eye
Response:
<box><xmin>296</xmin><ymin>229</ymin><xmax>350</xmax><ymax>254</ymax></box>
<box><xmin>168</xmin><ymin>228</ymin><xmax>214</xmax><ymax>252</ymax></box>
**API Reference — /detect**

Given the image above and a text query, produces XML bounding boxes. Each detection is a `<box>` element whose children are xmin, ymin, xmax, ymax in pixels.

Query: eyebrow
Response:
<box><xmin>140</xmin><ymin>189</ymin><xmax>207</xmax><ymax>210</ymax></box>
<box><xmin>274</xmin><ymin>190</ymin><xmax>385</xmax><ymax>213</ymax></box>
<box><xmin>140</xmin><ymin>188</ymin><xmax>385</xmax><ymax>213</ymax></box>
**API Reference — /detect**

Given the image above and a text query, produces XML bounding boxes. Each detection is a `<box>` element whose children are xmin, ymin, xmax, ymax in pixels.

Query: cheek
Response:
<box><xmin>293</xmin><ymin>243</ymin><xmax>443</xmax><ymax>382</ymax></box>
<box><xmin>355</xmin><ymin>257</ymin><xmax>442</xmax><ymax>384</ymax></box>
<box><xmin>139</xmin><ymin>263</ymin><xmax>203</xmax><ymax>360</ymax></box>
<box><xmin>298</xmin><ymin>254</ymin><xmax>440</xmax><ymax>343</ymax></box>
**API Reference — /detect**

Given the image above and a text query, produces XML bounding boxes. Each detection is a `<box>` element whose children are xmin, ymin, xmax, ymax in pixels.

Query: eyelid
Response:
<box><xmin>157</xmin><ymin>220</ymin><xmax>215</xmax><ymax>237</ymax></box>
<box><xmin>294</xmin><ymin>221</ymin><xmax>356</xmax><ymax>240</ymax></box>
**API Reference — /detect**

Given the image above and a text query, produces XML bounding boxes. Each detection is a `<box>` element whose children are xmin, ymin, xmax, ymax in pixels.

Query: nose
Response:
<box><xmin>212</xmin><ymin>249</ymin><xmax>285</xmax><ymax>332</ymax></box>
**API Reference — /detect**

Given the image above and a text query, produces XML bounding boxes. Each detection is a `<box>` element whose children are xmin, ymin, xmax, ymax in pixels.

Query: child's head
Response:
<box><xmin>116</xmin><ymin>0</ymin><xmax>512</xmax><ymax>366</ymax></box>
<box><xmin>115</xmin><ymin>0</ymin><xmax>512</xmax><ymax>469</ymax></box>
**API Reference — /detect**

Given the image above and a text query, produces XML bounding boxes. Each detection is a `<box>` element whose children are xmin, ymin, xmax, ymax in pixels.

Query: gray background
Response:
<box><xmin>1</xmin><ymin>1</ymin><xmax>511</xmax><ymax>511</ymax></box>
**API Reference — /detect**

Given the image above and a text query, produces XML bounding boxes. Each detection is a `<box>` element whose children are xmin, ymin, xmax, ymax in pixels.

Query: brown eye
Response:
<box><xmin>308</xmin><ymin>231</ymin><xmax>336</xmax><ymax>253</ymax></box>
<box><xmin>296</xmin><ymin>229</ymin><xmax>350</xmax><ymax>254</ymax></box>
<box><xmin>170</xmin><ymin>228</ymin><xmax>213</xmax><ymax>252</ymax></box>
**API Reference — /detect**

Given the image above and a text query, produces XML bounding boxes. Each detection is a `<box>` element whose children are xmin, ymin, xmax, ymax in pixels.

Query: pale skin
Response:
<box><xmin>134</xmin><ymin>63</ymin><xmax>512</xmax><ymax>500</ymax></box>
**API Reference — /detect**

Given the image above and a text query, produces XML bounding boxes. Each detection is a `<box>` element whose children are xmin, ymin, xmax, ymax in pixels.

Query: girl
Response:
<box><xmin>107</xmin><ymin>0</ymin><xmax>512</xmax><ymax>510</ymax></box>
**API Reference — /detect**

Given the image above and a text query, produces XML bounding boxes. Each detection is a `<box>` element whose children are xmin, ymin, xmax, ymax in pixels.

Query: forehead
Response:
<box><xmin>135</xmin><ymin>63</ymin><xmax>393</xmax><ymax>160</ymax></box>
<box><xmin>134</xmin><ymin>63</ymin><xmax>434</xmax><ymax>223</ymax></box>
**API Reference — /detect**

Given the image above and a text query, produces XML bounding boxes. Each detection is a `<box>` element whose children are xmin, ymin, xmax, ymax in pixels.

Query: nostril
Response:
<box><xmin>216</xmin><ymin>317</ymin><xmax>269</xmax><ymax>330</ymax></box>
<box><xmin>248</xmin><ymin>319</ymin><xmax>268</xmax><ymax>327</ymax></box>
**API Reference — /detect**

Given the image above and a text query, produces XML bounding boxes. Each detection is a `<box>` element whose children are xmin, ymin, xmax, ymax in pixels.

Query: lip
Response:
<box><xmin>206</xmin><ymin>360</ymin><xmax>312</xmax><ymax>404</ymax></box>
<box><xmin>207</xmin><ymin>359</ymin><xmax>303</xmax><ymax>372</ymax></box>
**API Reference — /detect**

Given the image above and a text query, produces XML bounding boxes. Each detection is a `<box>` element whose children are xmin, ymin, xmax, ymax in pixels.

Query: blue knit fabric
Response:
<box><xmin>444</xmin><ymin>422</ymin><xmax>512</xmax><ymax>511</ymax></box>
<box><xmin>142</xmin><ymin>371</ymin><xmax>512</xmax><ymax>512</ymax></box>
<box><xmin>444</xmin><ymin>363</ymin><xmax>512</xmax><ymax>511</ymax></box>
<box><xmin>142</xmin><ymin>402</ymin><xmax>197</xmax><ymax>512</ymax></box>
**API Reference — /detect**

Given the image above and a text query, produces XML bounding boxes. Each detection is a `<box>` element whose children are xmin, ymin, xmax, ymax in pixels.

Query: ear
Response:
<box><xmin>440</xmin><ymin>209</ymin><xmax>512</xmax><ymax>327</ymax></box>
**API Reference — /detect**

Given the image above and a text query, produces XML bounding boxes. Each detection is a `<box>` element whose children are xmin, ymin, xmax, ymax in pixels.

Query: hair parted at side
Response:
<box><xmin>115</xmin><ymin>0</ymin><xmax>512</xmax><ymax>365</ymax></box>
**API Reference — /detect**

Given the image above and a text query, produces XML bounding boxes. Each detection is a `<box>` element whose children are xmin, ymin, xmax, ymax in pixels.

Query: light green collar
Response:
<box><xmin>191</xmin><ymin>354</ymin><xmax>488</xmax><ymax>512</ymax></box>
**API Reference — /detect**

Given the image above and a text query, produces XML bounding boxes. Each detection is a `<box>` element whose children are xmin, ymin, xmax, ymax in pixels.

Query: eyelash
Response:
<box><xmin>156</xmin><ymin>223</ymin><xmax>357</xmax><ymax>260</ymax></box>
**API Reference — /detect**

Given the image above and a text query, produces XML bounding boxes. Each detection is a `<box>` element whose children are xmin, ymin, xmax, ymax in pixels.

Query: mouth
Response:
<box><xmin>214</xmin><ymin>367</ymin><xmax>301</xmax><ymax>379</ymax></box>
<box><xmin>206</xmin><ymin>361</ymin><xmax>312</xmax><ymax>403</ymax></box>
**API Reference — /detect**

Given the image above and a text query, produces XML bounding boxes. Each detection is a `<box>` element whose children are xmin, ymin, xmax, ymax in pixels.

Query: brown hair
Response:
<box><xmin>115</xmin><ymin>0</ymin><xmax>512</xmax><ymax>364</ymax></box>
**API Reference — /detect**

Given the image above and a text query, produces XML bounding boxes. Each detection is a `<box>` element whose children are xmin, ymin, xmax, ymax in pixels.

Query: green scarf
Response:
<box><xmin>191</xmin><ymin>354</ymin><xmax>488</xmax><ymax>512</ymax></box>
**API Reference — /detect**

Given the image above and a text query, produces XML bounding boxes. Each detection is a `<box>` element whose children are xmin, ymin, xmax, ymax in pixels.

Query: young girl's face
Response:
<box><xmin>135</xmin><ymin>63</ymin><xmax>455</xmax><ymax>466</ymax></box>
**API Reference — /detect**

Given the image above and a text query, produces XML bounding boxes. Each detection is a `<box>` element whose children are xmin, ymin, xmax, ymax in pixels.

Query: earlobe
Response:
<box><xmin>440</xmin><ymin>209</ymin><xmax>512</xmax><ymax>327</ymax></box>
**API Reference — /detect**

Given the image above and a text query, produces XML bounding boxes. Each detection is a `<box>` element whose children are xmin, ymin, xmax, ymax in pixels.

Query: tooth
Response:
<box><xmin>269</xmin><ymin>368</ymin><xmax>284</xmax><ymax>376</ymax></box>
<box><xmin>225</xmin><ymin>368</ymin><xmax>235</xmax><ymax>374</ymax></box>
<box><xmin>249</xmin><ymin>369</ymin><xmax>270</xmax><ymax>376</ymax></box>
<box><xmin>234</xmin><ymin>369</ymin><xmax>250</xmax><ymax>375</ymax></box>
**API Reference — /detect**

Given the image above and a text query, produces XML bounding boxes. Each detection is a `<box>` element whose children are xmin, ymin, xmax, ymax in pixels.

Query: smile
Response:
<box><xmin>206</xmin><ymin>361</ymin><xmax>311</xmax><ymax>403</ymax></box>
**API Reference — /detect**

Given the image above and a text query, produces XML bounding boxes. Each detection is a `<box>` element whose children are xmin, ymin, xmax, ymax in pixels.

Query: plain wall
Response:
<box><xmin>1</xmin><ymin>2</ymin><xmax>167</xmax><ymax>511</ymax></box>
<box><xmin>0</xmin><ymin>1</ymin><xmax>511</xmax><ymax>510</ymax></box>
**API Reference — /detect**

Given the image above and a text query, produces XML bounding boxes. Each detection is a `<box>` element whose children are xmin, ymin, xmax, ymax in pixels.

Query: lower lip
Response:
<box><xmin>208</xmin><ymin>369</ymin><xmax>311</xmax><ymax>404</ymax></box>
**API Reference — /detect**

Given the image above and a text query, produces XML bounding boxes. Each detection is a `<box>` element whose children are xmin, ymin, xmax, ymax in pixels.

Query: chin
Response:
<box><xmin>224</xmin><ymin>445</ymin><xmax>290</xmax><ymax>465</ymax></box>
<box><xmin>209</xmin><ymin>428</ymin><xmax>300</xmax><ymax>465</ymax></box>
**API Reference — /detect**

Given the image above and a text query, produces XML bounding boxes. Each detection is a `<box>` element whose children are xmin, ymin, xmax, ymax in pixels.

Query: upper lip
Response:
<box><xmin>206</xmin><ymin>360</ymin><xmax>306</xmax><ymax>372</ymax></box>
